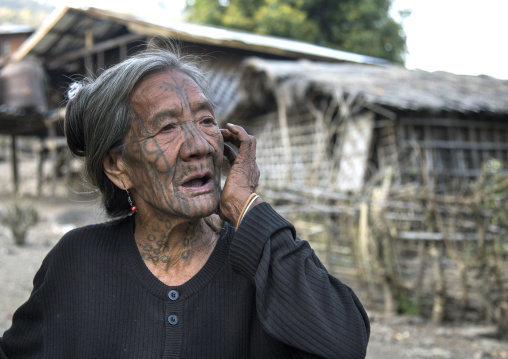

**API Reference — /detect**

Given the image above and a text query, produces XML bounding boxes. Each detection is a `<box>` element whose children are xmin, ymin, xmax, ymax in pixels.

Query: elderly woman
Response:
<box><xmin>0</xmin><ymin>47</ymin><xmax>369</xmax><ymax>358</ymax></box>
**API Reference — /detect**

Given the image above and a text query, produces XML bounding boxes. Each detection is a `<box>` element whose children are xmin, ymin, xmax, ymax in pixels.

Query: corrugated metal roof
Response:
<box><xmin>12</xmin><ymin>6</ymin><xmax>389</xmax><ymax>66</ymax></box>
<box><xmin>142</xmin><ymin>17</ymin><xmax>389</xmax><ymax>65</ymax></box>
<box><xmin>0</xmin><ymin>24</ymin><xmax>34</xmax><ymax>35</ymax></box>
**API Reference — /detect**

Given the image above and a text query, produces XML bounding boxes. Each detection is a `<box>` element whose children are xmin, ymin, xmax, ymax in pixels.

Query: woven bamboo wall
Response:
<box><xmin>243</xmin><ymin>108</ymin><xmax>334</xmax><ymax>188</ymax></box>
<box><xmin>374</xmin><ymin>116</ymin><xmax>508</xmax><ymax>192</ymax></box>
<box><xmin>242</xmin><ymin>107</ymin><xmax>375</xmax><ymax>191</ymax></box>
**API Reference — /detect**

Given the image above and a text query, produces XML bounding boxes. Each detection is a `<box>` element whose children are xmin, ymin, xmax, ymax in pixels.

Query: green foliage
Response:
<box><xmin>398</xmin><ymin>292</ymin><xmax>424</xmax><ymax>316</ymax></box>
<box><xmin>186</xmin><ymin>0</ymin><xmax>407</xmax><ymax>64</ymax></box>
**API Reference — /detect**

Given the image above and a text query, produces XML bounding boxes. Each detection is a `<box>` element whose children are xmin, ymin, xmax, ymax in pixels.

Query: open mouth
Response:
<box><xmin>181</xmin><ymin>173</ymin><xmax>213</xmax><ymax>188</ymax></box>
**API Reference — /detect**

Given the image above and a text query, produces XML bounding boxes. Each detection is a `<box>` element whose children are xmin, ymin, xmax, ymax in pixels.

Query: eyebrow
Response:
<box><xmin>190</xmin><ymin>100</ymin><xmax>215</xmax><ymax>115</ymax></box>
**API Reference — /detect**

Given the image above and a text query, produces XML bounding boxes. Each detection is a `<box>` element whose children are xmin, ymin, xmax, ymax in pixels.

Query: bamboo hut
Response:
<box><xmin>226</xmin><ymin>58</ymin><xmax>508</xmax><ymax>333</ymax></box>
<box><xmin>226</xmin><ymin>58</ymin><xmax>508</xmax><ymax>194</ymax></box>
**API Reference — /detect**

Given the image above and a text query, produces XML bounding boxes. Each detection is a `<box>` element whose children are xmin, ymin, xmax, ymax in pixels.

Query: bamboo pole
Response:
<box><xmin>274</xmin><ymin>89</ymin><xmax>293</xmax><ymax>182</ymax></box>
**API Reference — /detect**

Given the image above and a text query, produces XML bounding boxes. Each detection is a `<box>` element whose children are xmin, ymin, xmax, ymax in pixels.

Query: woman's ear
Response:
<box><xmin>103</xmin><ymin>151</ymin><xmax>131</xmax><ymax>189</ymax></box>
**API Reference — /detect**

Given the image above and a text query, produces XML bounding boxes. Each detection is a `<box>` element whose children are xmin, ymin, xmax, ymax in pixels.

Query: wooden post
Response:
<box><xmin>430</xmin><ymin>243</ymin><xmax>446</xmax><ymax>323</ymax></box>
<box><xmin>413</xmin><ymin>240</ymin><xmax>426</xmax><ymax>290</ymax></box>
<box><xmin>48</xmin><ymin>123</ymin><xmax>58</xmax><ymax>197</ymax></box>
<box><xmin>356</xmin><ymin>201</ymin><xmax>374</xmax><ymax>308</ymax></box>
<box><xmin>274</xmin><ymin>89</ymin><xmax>293</xmax><ymax>182</ymax></box>
<box><xmin>11</xmin><ymin>135</ymin><xmax>19</xmax><ymax>194</ymax></box>
<box><xmin>37</xmin><ymin>139</ymin><xmax>44</xmax><ymax>197</ymax></box>
<box><xmin>120</xmin><ymin>42</ymin><xmax>127</xmax><ymax>61</ymax></box>
<box><xmin>85</xmin><ymin>23</ymin><xmax>94</xmax><ymax>77</ymax></box>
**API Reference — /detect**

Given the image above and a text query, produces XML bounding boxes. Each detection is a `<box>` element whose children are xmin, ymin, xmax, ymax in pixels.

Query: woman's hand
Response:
<box><xmin>219</xmin><ymin>123</ymin><xmax>261</xmax><ymax>224</ymax></box>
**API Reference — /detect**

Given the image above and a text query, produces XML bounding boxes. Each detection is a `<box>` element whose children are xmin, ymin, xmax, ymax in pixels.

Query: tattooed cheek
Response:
<box><xmin>154</xmin><ymin>155</ymin><xmax>176</xmax><ymax>174</ymax></box>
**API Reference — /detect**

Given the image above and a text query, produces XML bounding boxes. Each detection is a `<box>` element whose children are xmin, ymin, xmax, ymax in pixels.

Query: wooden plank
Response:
<box><xmin>404</xmin><ymin>124</ymin><xmax>420</xmax><ymax>184</ymax></box>
<box><xmin>399</xmin><ymin>117</ymin><xmax>507</xmax><ymax>130</ymax></box>
<box><xmin>447</xmin><ymin>126</ymin><xmax>465</xmax><ymax>191</ymax></box>
<box><xmin>47</xmin><ymin>33</ymin><xmax>144</xmax><ymax>68</ymax></box>
<box><xmin>493</xmin><ymin>129</ymin><xmax>504</xmax><ymax>160</ymax></box>
<box><xmin>399</xmin><ymin>168</ymin><xmax>484</xmax><ymax>177</ymax></box>
<box><xmin>468</xmin><ymin>126</ymin><xmax>481</xmax><ymax>171</ymax></box>
<box><xmin>336</xmin><ymin>112</ymin><xmax>375</xmax><ymax>191</ymax></box>
<box><xmin>423</xmin><ymin>124</ymin><xmax>435</xmax><ymax>190</ymax></box>
<box><xmin>398</xmin><ymin>231</ymin><xmax>494</xmax><ymax>241</ymax></box>
<box><xmin>11</xmin><ymin>135</ymin><xmax>18</xmax><ymax>193</ymax></box>
<box><xmin>479</xmin><ymin>127</ymin><xmax>492</xmax><ymax>163</ymax></box>
<box><xmin>401</xmin><ymin>140</ymin><xmax>508</xmax><ymax>151</ymax></box>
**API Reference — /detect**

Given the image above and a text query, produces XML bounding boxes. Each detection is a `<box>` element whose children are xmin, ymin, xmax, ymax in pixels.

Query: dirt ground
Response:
<box><xmin>1</xmin><ymin>155</ymin><xmax>508</xmax><ymax>358</ymax></box>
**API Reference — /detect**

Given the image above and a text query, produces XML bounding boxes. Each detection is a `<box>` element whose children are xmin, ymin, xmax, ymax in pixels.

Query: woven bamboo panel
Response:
<box><xmin>244</xmin><ymin>107</ymin><xmax>374</xmax><ymax>191</ymax></box>
<box><xmin>382</xmin><ymin>116</ymin><xmax>508</xmax><ymax>192</ymax></box>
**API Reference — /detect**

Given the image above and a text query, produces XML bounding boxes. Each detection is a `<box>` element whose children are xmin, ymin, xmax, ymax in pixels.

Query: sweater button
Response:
<box><xmin>168</xmin><ymin>314</ymin><xmax>179</xmax><ymax>325</ymax></box>
<box><xmin>168</xmin><ymin>290</ymin><xmax>179</xmax><ymax>301</ymax></box>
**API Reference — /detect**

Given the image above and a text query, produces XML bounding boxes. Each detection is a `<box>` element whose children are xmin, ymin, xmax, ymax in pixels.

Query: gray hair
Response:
<box><xmin>65</xmin><ymin>46</ymin><xmax>211</xmax><ymax>218</ymax></box>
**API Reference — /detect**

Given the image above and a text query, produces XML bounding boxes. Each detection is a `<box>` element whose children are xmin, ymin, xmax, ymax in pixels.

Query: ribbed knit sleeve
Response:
<box><xmin>0</xmin><ymin>343</ymin><xmax>6</xmax><ymax>359</ymax></box>
<box><xmin>230</xmin><ymin>203</ymin><xmax>370</xmax><ymax>359</ymax></box>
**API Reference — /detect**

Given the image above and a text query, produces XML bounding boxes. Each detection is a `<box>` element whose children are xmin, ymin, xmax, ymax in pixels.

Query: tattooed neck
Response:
<box><xmin>135</xmin><ymin>214</ymin><xmax>213</xmax><ymax>266</ymax></box>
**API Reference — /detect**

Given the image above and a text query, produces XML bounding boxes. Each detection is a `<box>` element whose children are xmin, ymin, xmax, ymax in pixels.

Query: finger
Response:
<box><xmin>220</xmin><ymin>128</ymin><xmax>232</xmax><ymax>137</ymax></box>
<box><xmin>223</xmin><ymin>125</ymin><xmax>256</xmax><ymax>158</ymax></box>
<box><xmin>225</xmin><ymin>123</ymin><xmax>243</xmax><ymax>133</ymax></box>
<box><xmin>220</xmin><ymin>129</ymin><xmax>240</xmax><ymax>148</ymax></box>
<box><xmin>223</xmin><ymin>143</ymin><xmax>237</xmax><ymax>166</ymax></box>
<box><xmin>222</xmin><ymin>124</ymin><xmax>251</xmax><ymax>147</ymax></box>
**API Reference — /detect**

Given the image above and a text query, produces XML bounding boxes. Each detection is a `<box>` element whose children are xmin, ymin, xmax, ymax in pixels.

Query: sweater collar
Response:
<box><xmin>121</xmin><ymin>215</ymin><xmax>233</xmax><ymax>300</ymax></box>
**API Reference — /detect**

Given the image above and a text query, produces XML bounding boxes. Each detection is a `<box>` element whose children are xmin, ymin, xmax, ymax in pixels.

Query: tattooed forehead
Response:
<box><xmin>129</xmin><ymin>70</ymin><xmax>214</xmax><ymax>129</ymax></box>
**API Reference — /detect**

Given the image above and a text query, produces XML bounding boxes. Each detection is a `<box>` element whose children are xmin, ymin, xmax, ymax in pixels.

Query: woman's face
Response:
<box><xmin>121</xmin><ymin>69</ymin><xmax>223</xmax><ymax>220</ymax></box>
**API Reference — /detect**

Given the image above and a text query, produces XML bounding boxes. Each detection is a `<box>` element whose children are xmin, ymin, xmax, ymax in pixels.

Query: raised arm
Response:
<box><xmin>219</xmin><ymin>124</ymin><xmax>370</xmax><ymax>358</ymax></box>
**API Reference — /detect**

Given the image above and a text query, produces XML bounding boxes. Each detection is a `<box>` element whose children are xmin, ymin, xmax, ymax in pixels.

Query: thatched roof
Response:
<box><xmin>229</xmin><ymin>58</ymin><xmax>508</xmax><ymax>117</ymax></box>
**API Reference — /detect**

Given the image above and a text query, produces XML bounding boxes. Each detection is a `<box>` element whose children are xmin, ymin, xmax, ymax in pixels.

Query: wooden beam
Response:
<box><xmin>85</xmin><ymin>23</ymin><xmax>94</xmax><ymax>77</ymax></box>
<box><xmin>399</xmin><ymin>117</ymin><xmax>507</xmax><ymax>129</ymax></box>
<box><xmin>398</xmin><ymin>231</ymin><xmax>494</xmax><ymax>241</ymax></box>
<box><xmin>46</xmin><ymin>33</ymin><xmax>144</xmax><ymax>68</ymax></box>
<box><xmin>401</xmin><ymin>140</ymin><xmax>508</xmax><ymax>151</ymax></box>
<box><xmin>11</xmin><ymin>135</ymin><xmax>18</xmax><ymax>194</ymax></box>
<box><xmin>274</xmin><ymin>89</ymin><xmax>293</xmax><ymax>181</ymax></box>
<box><xmin>10</xmin><ymin>6</ymin><xmax>70</xmax><ymax>63</ymax></box>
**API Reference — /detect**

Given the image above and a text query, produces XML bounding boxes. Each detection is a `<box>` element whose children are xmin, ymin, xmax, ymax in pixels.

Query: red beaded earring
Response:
<box><xmin>126</xmin><ymin>189</ymin><xmax>137</xmax><ymax>213</ymax></box>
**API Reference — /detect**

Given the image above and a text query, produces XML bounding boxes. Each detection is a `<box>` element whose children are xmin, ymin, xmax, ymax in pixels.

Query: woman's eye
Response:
<box><xmin>162</xmin><ymin>123</ymin><xmax>176</xmax><ymax>131</ymax></box>
<box><xmin>202</xmin><ymin>117</ymin><xmax>216</xmax><ymax>125</ymax></box>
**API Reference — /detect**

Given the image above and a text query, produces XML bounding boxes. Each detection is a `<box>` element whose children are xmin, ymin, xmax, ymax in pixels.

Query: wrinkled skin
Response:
<box><xmin>103</xmin><ymin>69</ymin><xmax>260</xmax><ymax>283</ymax></box>
<box><xmin>123</xmin><ymin>71</ymin><xmax>223</xmax><ymax>220</ymax></box>
<box><xmin>219</xmin><ymin>125</ymin><xmax>260</xmax><ymax>224</ymax></box>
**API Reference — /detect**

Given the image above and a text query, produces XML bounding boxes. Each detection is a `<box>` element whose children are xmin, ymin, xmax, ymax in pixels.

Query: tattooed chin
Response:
<box><xmin>167</xmin><ymin>190</ymin><xmax>220</xmax><ymax>219</ymax></box>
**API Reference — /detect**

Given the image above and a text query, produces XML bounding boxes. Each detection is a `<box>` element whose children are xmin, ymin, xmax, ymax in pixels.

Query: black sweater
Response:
<box><xmin>0</xmin><ymin>203</ymin><xmax>370</xmax><ymax>358</ymax></box>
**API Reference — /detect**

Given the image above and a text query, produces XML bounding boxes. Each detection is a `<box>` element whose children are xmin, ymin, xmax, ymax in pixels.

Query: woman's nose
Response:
<box><xmin>179</xmin><ymin>122</ymin><xmax>214</xmax><ymax>159</ymax></box>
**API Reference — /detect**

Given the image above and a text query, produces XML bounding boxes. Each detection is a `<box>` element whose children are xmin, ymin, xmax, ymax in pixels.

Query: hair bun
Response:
<box><xmin>67</xmin><ymin>82</ymin><xmax>83</xmax><ymax>101</ymax></box>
